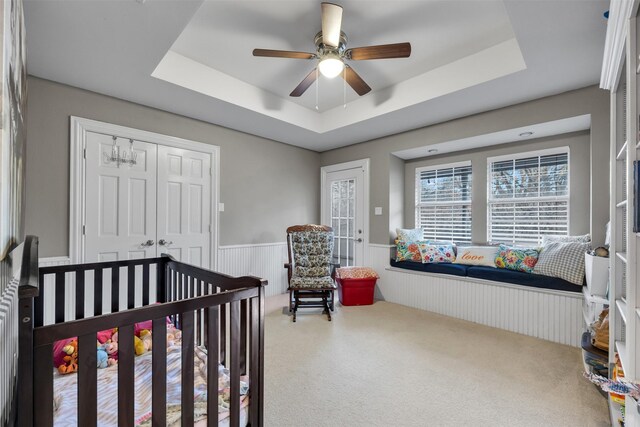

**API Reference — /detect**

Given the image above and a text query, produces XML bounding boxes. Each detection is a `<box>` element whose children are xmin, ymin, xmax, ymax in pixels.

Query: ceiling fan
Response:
<box><xmin>252</xmin><ymin>2</ymin><xmax>411</xmax><ymax>97</ymax></box>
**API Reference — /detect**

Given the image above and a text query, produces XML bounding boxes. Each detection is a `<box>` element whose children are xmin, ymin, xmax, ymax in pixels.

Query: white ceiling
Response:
<box><xmin>23</xmin><ymin>0</ymin><xmax>608</xmax><ymax>152</ymax></box>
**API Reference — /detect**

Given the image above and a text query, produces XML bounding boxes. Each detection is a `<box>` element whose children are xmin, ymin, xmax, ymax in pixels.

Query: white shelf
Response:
<box><xmin>616</xmin><ymin>252</ymin><xmax>628</xmax><ymax>263</ymax></box>
<box><xmin>618</xmin><ymin>141</ymin><xmax>628</xmax><ymax>159</ymax></box>
<box><xmin>617</xmin><ymin>200</ymin><xmax>628</xmax><ymax>208</ymax></box>
<box><xmin>609</xmin><ymin>395</ymin><xmax>624</xmax><ymax>426</ymax></box>
<box><xmin>583</xmin><ymin>286</ymin><xmax>609</xmax><ymax>304</ymax></box>
<box><xmin>616</xmin><ymin>298</ymin><xmax>628</xmax><ymax>324</ymax></box>
<box><xmin>616</xmin><ymin>341</ymin><xmax>629</xmax><ymax>374</ymax></box>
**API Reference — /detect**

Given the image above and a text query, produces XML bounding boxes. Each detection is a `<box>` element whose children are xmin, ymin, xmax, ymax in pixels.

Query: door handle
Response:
<box><xmin>158</xmin><ymin>239</ymin><xmax>173</xmax><ymax>246</ymax></box>
<box><xmin>141</xmin><ymin>240</ymin><xmax>155</xmax><ymax>247</ymax></box>
<box><xmin>355</xmin><ymin>238</ymin><xmax>363</xmax><ymax>243</ymax></box>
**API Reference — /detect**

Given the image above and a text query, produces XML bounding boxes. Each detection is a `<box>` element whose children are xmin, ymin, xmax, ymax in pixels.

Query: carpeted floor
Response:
<box><xmin>263</xmin><ymin>295</ymin><xmax>609</xmax><ymax>427</ymax></box>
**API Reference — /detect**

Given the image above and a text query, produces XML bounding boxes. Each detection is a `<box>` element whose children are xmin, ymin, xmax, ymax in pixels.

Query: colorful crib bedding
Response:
<box><xmin>52</xmin><ymin>344</ymin><xmax>249</xmax><ymax>426</ymax></box>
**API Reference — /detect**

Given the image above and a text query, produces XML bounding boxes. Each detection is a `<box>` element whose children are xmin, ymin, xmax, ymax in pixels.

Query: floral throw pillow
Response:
<box><xmin>418</xmin><ymin>243</ymin><xmax>456</xmax><ymax>264</ymax></box>
<box><xmin>396</xmin><ymin>241</ymin><xmax>424</xmax><ymax>262</ymax></box>
<box><xmin>395</xmin><ymin>228</ymin><xmax>423</xmax><ymax>243</ymax></box>
<box><xmin>495</xmin><ymin>244</ymin><xmax>540</xmax><ymax>273</ymax></box>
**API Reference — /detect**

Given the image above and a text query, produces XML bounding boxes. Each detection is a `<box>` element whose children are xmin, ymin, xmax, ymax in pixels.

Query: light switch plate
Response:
<box><xmin>219</xmin><ymin>202</ymin><xmax>225</xmax><ymax>212</ymax></box>
<box><xmin>374</xmin><ymin>207</ymin><xmax>383</xmax><ymax>215</ymax></box>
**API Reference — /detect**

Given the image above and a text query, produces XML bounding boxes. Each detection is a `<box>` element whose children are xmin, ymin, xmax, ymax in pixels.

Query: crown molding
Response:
<box><xmin>601</xmin><ymin>0</ymin><xmax>637</xmax><ymax>90</ymax></box>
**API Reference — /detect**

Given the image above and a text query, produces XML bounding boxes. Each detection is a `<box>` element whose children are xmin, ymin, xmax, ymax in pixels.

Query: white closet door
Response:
<box><xmin>157</xmin><ymin>146</ymin><xmax>211</xmax><ymax>268</ymax></box>
<box><xmin>85</xmin><ymin>132</ymin><xmax>158</xmax><ymax>262</ymax></box>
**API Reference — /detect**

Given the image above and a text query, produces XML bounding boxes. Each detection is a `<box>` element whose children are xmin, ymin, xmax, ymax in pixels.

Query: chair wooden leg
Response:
<box><xmin>292</xmin><ymin>292</ymin><xmax>299</xmax><ymax>322</ymax></box>
<box><xmin>330</xmin><ymin>290</ymin><xmax>335</xmax><ymax>311</ymax></box>
<box><xmin>289</xmin><ymin>290</ymin><xmax>293</xmax><ymax>313</ymax></box>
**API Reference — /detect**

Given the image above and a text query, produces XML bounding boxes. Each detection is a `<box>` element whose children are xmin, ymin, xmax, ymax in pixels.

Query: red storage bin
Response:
<box><xmin>335</xmin><ymin>267</ymin><xmax>379</xmax><ymax>306</ymax></box>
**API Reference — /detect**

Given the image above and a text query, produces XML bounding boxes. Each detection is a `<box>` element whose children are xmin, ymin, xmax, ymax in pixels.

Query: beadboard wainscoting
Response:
<box><xmin>367</xmin><ymin>244</ymin><xmax>583</xmax><ymax>347</ymax></box>
<box><xmin>217</xmin><ymin>242</ymin><xmax>289</xmax><ymax>298</ymax></box>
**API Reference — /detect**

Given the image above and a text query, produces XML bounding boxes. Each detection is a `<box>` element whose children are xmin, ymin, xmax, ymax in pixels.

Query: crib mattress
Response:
<box><xmin>52</xmin><ymin>344</ymin><xmax>249</xmax><ymax>426</ymax></box>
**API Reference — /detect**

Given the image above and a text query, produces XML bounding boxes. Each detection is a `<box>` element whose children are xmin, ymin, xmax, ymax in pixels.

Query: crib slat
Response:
<box><xmin>143</xmin><ymin>263</ymin><xmax>150</xmax><ymax>306</ymax></box>
<box><xmin>230</xmin><ymin>300</ymin><xmax>241</xmax><ymax>427</ymax></box>
<box><xmin>76</xmin><ymin>270</ymin><xmax>85</xmax><ymax>320</ymax></box>
<box><xmin>181</xmin><ymin>311</ymin><xmax>195</xmax><ymax>426</ymax></box>
<box><xmin>220</xmin><ymin>301</ymin><xmax>227</xmax><ymax>365</ymax></box>
<box><xmin>207</xmin><ymin>305</ymin><xmax>219</xmax><ymax>427</ymax></box>
<box><xmin>156</xmin><ymin>261</ymin><xmax>166</xmax><ymax>303</ymax></box>
<box><xmin>78</xmin><ymin>333</ymin><xmax>98</xmax><ymax>426</ymax></box>
<box><xmin>111</xmin><ymin>266</ymin><xmax>120</xmax><ymax>313</ymax></box>
<box><xmin>127</xmin><ymin>265</ymin><xmax>135</xmax><ymax>309</ymax></box>
<box><xmin>152</xmin><ymin>318</ymin><xmax>167</xmax><ymax>427</ymax></box>
<box><xmin>54</xmin><ymin>272</ymin><xmax>65</xmax><ymax>323</ymax></box>
<box><xmin>33</xmin><ymin>343</ymin><xmax>54</xmax><ymax>427</ymax></box>
<box><xmin>94</xmin><ymin>268</ymin><xmax>103</xmax><ymax>316</ymax></box>
<box><xmin>195</xmin><ymin>278</ymin><xmax>201</xmax><ymax>346</ymax></box>
<box><xmin>249</xmin><ymin>296</ymin><xmax>260</xmax><ymax>426</ymax></box>
<box><xmin>240</xmin><ymin>299</ymin><xmax>247</xmax><ymax>375</ymax></box>
<box><xmin>118</xmin><ymin>324</ymin><xmax>135</xmax><ymax>426</ymax></box>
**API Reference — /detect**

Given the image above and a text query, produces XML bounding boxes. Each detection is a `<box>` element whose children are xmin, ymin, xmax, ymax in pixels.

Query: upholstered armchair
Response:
<box><xmin>284</xmin><ymin>224</ymin><xmax>339</xmax><ymax>322</ymax></box>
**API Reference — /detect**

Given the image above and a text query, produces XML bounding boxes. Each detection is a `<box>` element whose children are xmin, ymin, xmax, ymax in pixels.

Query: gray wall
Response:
<box><xmin>404</xmin><ymin>131</ymin><xmax>590</xmax><ymax>243</ymax></box>
<box><xmin>320</xmin><ymin>85</ymin><xmax>610</xmax><ymax>245</ymax></box>
<box><xmin>25</xmin><ymin>77</ymin><xmax>320</xmax><ymax>257</ymax></box>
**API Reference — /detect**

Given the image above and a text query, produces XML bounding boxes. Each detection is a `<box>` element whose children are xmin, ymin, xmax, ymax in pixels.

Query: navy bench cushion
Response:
<box><xmin>390</xmin><ymin>259</ymin><xmax>581</xmax><ymax>293</ymax></box>
<box><xmin>389</xmin><ymin>259</ymin><xmax>469</xmax><ymax>276</ymax></box>
<box><xmin>466</xmin><ymin>266</ymin><xmax>581</xmax><ymax>293</ymax></box>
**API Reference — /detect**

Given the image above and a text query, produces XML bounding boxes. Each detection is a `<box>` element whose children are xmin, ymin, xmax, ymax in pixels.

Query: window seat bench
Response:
<box><xmin>389</xmin><ymin>259</ymin><xmax>582</xmax><ymax>293</ymax></box>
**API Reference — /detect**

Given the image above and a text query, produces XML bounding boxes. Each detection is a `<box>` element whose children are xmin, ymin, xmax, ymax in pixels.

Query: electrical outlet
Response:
<box><xmin>374</xmin><ymin>207</ymin><xmax>383</xmax><ymax>215</ymax></box>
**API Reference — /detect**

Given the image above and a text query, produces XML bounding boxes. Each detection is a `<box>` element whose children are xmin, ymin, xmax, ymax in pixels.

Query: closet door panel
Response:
<box><xmin>85</xmin><ymin>132</ymin><xmax>158</xmax><ymax>262</ymax></box>
<box><xmin>157</xmin><ymin>146</ymin><xmax>211</xmax><ymax>268</ymax></box>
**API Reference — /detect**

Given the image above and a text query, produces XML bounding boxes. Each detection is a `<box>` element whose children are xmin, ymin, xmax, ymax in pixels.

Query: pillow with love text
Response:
<box><xmin>453</xmin><ymin>246</ymin><xmax>499</xmax><ymax>267</ymax></box>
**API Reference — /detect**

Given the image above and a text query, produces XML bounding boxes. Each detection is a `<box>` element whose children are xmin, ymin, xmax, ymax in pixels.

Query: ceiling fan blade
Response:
<box><xmin>253</xmin><ymin>49</ymin><xmax>315</xmax><ymax>59</ymax></box>
<box><xmin>321</xmin><ymin>2</ymin><xmax>343</xmax><ymax>47</ymax></box>
<box><xmin>346</xmin><ymin>42</ymin><xmax>412</xmax><ymax>60</ymax></box>
<box><xmin>290</xmin><ymin>68</ymin><xmax>318</xmax><ymax>97</ymax></box>
<box><xmin>342</xmin><ymin>65</ymin><xmax>371</xmax><ymax>96</ymax></box>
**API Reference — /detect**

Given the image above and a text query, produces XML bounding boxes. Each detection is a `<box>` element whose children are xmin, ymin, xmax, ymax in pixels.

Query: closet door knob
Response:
<box><xmin>158</xmin><ymin>239</ymin><xmax>173</xmax><ymax>246</ymax></box>
<box><xmin>141</xmin><ymin>240</ymin><xmax>155</xmax><ymax>247</ymax></box>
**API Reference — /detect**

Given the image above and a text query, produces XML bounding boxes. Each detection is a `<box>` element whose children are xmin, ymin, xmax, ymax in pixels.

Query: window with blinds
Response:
<box><xmin>488</xmin><ymin>148</ymin><xmax>569</xmax><ymax>245</ymax></box>
<box><xmin>415</xmin><ymin>162</ymin><xmax>472</xmax><ymax>243</ymax></box>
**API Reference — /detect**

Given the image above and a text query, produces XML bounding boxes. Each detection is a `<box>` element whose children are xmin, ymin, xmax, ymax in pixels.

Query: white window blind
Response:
<box><xmin>415</xmin><ymin>162</ymin><xmax>472</xmax><ymax>243</ymax></box>
<box><xmin>488</xmin><ymin>149</ymin><xmax>569</xmax><ymax>245</ymax></box>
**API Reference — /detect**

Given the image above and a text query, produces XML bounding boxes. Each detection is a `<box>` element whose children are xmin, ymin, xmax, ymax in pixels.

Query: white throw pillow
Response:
<box><xmin>542</xmin><ymin>234</ymin><xmax>591</xmax><ymax>245</ymax></box>
<box><xmin>534</xmin><ymin>241</ymin><xmax>590</xmax><ymax>285</ymax></box>
<box><xmin>453</xmin><ymin>246</ymin><xmax>499</xmax><ymax>267</ymax></box>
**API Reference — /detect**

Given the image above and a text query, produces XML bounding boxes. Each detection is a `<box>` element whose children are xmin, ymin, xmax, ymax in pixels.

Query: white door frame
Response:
<box><xmin>320</xmin><ymin>158</ymin><xmax>370</xmax><ymax>266</ymax></box>
<box><xmin>69</xmin><ymin>116</ymin><xmax>220</xmax><ymax>268</ymax></box>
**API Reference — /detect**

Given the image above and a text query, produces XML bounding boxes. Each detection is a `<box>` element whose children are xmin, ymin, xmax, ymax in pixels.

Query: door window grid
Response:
<box><xmin>331</xmin><ymin>179</ymin><xmax>356</xmax><ymax>267</ymax></box>
<box><xmin>487</xmin><ymin>149</ymin><xmax>569</xmax><ymax>245</ymax></box>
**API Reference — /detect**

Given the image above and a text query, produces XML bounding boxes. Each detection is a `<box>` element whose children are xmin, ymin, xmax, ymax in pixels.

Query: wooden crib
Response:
<box><xmin>15</xmin><ymin>236</ymin><xmax>266</xmax><ymax>426</ymax></box>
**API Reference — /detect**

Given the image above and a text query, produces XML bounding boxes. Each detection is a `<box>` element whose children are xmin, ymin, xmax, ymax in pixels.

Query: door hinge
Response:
<box><xmin>209</xmin><ymin>167</ymin><xmax>212</xmax><ymax>176</ymax></box>
<box><xmin>209</xmin><ymin>224</ymin><xmax>212</xmax><ymax>232</ymax></box>
<box><xmin>82</xmin><ymin>225</ymin><xmax>86</xmax><ymax>235</ymax></box>
<box><xmin>83</xmin><ymin>148</ymin><xmax>86</xmax><ymax>159</ymax></box>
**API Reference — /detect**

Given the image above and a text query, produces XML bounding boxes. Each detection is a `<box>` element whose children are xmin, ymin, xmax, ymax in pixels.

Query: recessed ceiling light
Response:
<box><xmin>428</xmin><ymin>148</ymin><xmax>438</xmax><ymax>153</ymax></box>
<box><xmin>519</xmin><ymin>131</ymin><xmax>534</xmax><ymax>137</ymax></box>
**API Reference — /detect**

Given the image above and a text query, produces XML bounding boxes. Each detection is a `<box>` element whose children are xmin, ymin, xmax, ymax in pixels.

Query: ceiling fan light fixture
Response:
<box><xmin>318</xmin><ymin>55</ymin><xmax>344</xmax><ymax>78</ymax></box>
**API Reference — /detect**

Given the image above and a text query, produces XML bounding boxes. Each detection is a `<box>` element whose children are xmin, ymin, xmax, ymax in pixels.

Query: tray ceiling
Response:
<box><xmin>24</xmin><ymin>0</ymin><xmax>608</xmax><ymax>151</ymax></box>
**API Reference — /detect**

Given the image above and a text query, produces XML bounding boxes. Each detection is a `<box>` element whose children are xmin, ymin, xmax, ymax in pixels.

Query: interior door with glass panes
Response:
<box><xmin>323</xmin><ymin>168</ymin><xmax>365</xmax><ymax>267</ymax></box>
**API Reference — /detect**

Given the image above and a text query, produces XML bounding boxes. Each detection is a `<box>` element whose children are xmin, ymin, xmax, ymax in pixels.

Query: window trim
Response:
<box><xmin>486</xmin><ymin>146</ymin><xmax>571</xmax><ymax>245</ymax></box>
<box><xmin>415</xmin><ymin>160</ymin><xmax>473</xmax><ymax>243</ymax></box>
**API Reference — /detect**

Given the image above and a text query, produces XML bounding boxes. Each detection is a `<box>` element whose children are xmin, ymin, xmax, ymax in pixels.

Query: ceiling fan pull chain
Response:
<box><xmin>315</xmin><ymin>67</ymin><xmax>320</xmax><ymax>111</ymax></box>
<box><xmin>343</xmin><ymin>66</ymin><xmax>347</xmax><ymax>109</ymax></box>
